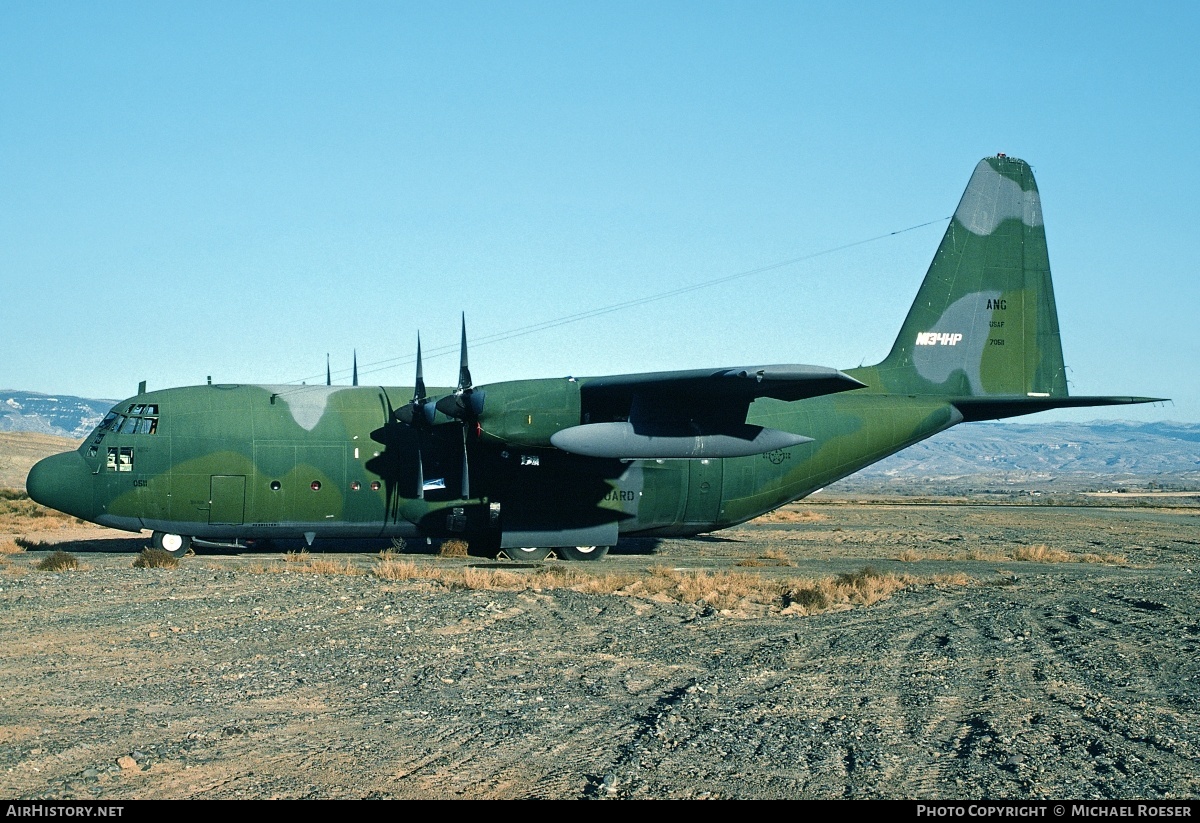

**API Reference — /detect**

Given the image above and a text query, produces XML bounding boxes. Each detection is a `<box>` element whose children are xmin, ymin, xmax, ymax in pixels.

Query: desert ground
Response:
<box><xmin>1</xmin><ymin>469</ymin><xmax>1197</xmax><ymax>799</ymax></box>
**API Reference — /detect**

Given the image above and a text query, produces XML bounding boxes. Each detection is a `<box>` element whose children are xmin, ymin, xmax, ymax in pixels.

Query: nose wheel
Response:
<box><xmin>151</xmin><ymin>531</ymin><xmax>192</xmax><ymax>557</ymax></box>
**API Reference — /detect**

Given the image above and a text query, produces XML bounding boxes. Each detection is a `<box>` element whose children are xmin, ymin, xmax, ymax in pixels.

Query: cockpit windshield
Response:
<box><xmin>85</xmin><ymin>404</ymin><xmax>161</xmax><ymax>458</ymax></box>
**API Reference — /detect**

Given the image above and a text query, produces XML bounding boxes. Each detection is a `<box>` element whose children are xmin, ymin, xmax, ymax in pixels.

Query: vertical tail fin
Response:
<box><xmin>871</xmin><ymin>155</ymin><xmax>1067</xmax><ymax>398</ymax></box>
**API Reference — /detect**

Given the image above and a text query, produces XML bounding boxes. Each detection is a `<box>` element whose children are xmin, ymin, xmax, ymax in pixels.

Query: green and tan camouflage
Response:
<box><xmin>26</xmin><ymin>156</ymin><xmax>1164</xmax><ymax>560</ymax></box>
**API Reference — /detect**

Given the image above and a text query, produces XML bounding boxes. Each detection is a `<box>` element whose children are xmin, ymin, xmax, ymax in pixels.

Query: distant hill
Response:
<box><xmin>1</xmin><ymin>390</ymin><xmax>1196</xmax><ymax>493</ymax></box>
<box><xmin>834</xmin><ymin>420</ymin><xmax>1200</xmax><ymax>493</ymax></box>
<box><xmin>0</xmin><ymin>391</ymin><xmax>116</xmax><ymax>439</ymax></box>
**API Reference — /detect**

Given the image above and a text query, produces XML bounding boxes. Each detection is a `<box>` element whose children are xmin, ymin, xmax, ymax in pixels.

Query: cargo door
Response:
<box><xmin>209</xmin><ymin>475</ymin><xmax>246</xmax><ymax>525</ymax></box>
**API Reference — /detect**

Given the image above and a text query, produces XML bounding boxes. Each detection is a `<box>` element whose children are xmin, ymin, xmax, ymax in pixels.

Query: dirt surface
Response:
<box><xmin>1</xmin><ymin>501</ymin><xmax>1198</xmax><ymax>800</ymax></box>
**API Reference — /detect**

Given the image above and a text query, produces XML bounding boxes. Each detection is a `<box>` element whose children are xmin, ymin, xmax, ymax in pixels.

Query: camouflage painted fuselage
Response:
<box><xmin>36</xmin><ymin>380</ymin><xmax>959</xmax><ymax>544</ymax></box>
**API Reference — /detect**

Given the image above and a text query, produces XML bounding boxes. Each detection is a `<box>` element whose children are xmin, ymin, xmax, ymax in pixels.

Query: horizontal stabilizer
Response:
<box><xmin>952</xmin><ymin>395</ymin><xmax>1169</xmax><ymax>422</ymax></box>
<box><xmin>551</xmin><ymin>422</ymin><xmax>813</xmax><ymax>459</ymax></box>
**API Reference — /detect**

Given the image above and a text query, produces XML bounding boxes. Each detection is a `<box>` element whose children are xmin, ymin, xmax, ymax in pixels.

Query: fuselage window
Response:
<box><xmin>270</xmin><ymin>481</ymin><xmax>281</xmax><ymax>491</ymax></box>
<box><xmin>99</xmin><ymin>412</ymin><xmax>120</xmax><ymax>431</ymax></box>
<box><xmin>118</xmin><ymin>416</ymin><xmax>138</xmax><ymax>434</ymax></box>
<box><xmin>106</xmin><ymin>448</ymin><xmax>117</xmax><ymax>470</ymax></box>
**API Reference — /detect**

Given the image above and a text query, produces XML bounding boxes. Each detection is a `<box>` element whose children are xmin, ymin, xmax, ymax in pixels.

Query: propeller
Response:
<box><xmin>435</xmin><ymin>314</ymin><xmax>486</xmax><ymax>498</ymax></box>
<box><xmin>394</xmin><ymin>335</ymin><xmax>436</xmax><ymax>498</ymax></box>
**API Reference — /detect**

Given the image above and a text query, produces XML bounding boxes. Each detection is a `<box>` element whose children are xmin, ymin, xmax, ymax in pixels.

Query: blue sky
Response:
<box><xmin>3</xmin><ymin>1</ymin><xmax>1196</xmax><ymax>423</ymax></box>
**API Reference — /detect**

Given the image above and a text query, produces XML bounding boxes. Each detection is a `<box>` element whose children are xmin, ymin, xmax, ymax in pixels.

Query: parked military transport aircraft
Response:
<box><xmin>27</xmin><ymin>156</ymin><xmax>1164</xmax><ymax>560</ymax></box>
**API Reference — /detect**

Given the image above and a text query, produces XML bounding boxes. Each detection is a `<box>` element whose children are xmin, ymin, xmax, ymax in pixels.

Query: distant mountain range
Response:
<box><xmin>1</xmin><ymin>391</ymin><xmax>117</xmax><ymax>439</ymax></box>
<box><xmin>3</xmin><ymin>390</ymin><xmax>1197</xmax><ymax>486</ymax></box>
<box><xmin>841</xmin><ymin>419</ymin><xmax>1200</xmax><ymax>492</ymax></box>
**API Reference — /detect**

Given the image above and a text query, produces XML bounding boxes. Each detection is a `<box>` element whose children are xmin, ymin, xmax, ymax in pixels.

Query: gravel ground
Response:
<box><xmin>1</xmin><ymin>501</ymin><xmax>1198</xmax><ymax>799</ymax></box>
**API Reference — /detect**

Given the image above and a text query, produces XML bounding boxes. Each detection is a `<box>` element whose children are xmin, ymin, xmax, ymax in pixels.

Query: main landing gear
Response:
<box><xmin>554</xmin><ymin>545</ymin><xmax>609</xmax><ymax>562</ymax></box>
<box><xmin>498</xmin><ymin>545</ymin><xmax>611</xmax><ymax>562</ymax></box>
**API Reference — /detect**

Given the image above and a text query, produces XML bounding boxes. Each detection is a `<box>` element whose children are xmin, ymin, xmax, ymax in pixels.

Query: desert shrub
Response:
<box><xmin>0</xmin><ymin>492</ymin><xmax>79</xmax><ymax>529</ymax></box>
<box><xmin>133</xmin><ymin>548</ymin><xmax>180</xmax><ymax>569</ymax></box>
<box><xmin>300</xmin><ymin>556</ymin><xmax>363</xmax><ymax>575</ymax></box>
<box><xmin>374</xmin><ymin>557</ymin><xmax>421</xmax><ymax>581</ymax></box>
<box><xmin>0</xmin><ymin>538</ymin><xmax>24</xmax><ymax>555</ymax></box>
<box><xmin>755</xmin><ymin>507</ymin><xmax>828</xmax><ymax>524</ymax></box>
<box><xmin>36</xmin><ymin>550</ymin><xmax>78</xmax><ymax>572</ymax></box>
<box><xmin>438</xmin><ymin>539</ymin><xmax>469</xmax><ymax>559</ymax></box>
<box><xmin>783</xmin><ymin>585</ymin><xmax>831</xmax><ymax>611</ymax></box>
<box><xmin>1012</xmin><ymin>544</ymin><xmax>1072</xmax><ymax>563</ymax></box>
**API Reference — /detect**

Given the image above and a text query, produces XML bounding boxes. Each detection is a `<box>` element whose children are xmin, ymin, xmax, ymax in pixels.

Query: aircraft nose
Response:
<box><xmin>26</xmin><ymin>451</ymin><xmax>94</xmax><ymax>521</ymax></box>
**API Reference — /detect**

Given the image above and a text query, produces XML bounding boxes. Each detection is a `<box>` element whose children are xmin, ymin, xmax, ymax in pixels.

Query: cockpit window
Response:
<box><xmin>100</xmin><ymin>407</ymin><xmax>159</xmax><ymax>437</ymax></box>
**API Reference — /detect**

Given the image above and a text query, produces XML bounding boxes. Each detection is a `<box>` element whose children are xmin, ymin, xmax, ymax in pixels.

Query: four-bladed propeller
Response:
<box><xmin>392</xmin><ymin>316</ymin><xmax>485</xmax><ymax>500</ymax></box>
<box><xmin>393</xmin><ymin>335</ymin><xmax>437</xmax><ymax>498</ymax></box>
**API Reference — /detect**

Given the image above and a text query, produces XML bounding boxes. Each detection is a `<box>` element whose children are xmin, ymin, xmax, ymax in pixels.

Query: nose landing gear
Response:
<box><xmin>151</xmin><ymin>531</ymin><xmax>192</xmax><ymax>558</ymax></box>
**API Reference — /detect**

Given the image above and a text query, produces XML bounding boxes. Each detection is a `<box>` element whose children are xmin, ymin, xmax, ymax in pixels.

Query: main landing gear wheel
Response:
<box><xmin>556</xmin><ymin>545</ymin><xmax>609</xmax><ymax>562</ymax></box>
<box><xmin>503</xmin><ymin>546</ymin><xmax>552</xmax><ymax>562</ymax></box>
<box><xmin>152</xmin><ymin>531</ymin><xmax>192</xmax><ymax>558</ymax></box>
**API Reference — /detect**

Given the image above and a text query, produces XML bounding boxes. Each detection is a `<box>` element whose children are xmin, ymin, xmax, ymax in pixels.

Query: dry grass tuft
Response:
<box><xmin>0</xmin><ymin>537</ymin><xmax>25</xmax><ymax>555</ymax></box>
<box><xmin>298</xmin><ymin>556</ymin><xmax>363</xmax><ymax>575</ymax></box>
<box><xmin>1012</xmin><ymin>543</ymin><xmax>1073</xmax><ymax>563</ymax></box>
<box><xmin>755</xmin><ymin>507</ymin><xmax>828</xmax><ymax>524</ymax></box>
<box><xmin>133</xmin><ymin>548</ymin><xmax>180</xmax><ymax>569</ymax></box>
<box><xmin>439</xmin><ymin>539</ymin><xmax>470</xmax><ymax>559</ymax></box>
<box><xmin>962</xmin><ymin>548</ymin><xmax>1007</xmax><ymax>562</ymax></box>
<box><xmin>777</xmin><ymin>566</ymin><xmax>914</xmax><ymax>614</ymax></box>
<box><xmin>374</xmin><ymin>557</ymin><xmax>421</xmax><ymax>581</ymax></box>
<box><xmin>36</xmin><ymin>550</ymin><xmax>79</xmax><ymax>572</ymax></box>
<box><xmin>896</xmin><ymin>548</ymin><xmax>923</xmax><ymax>562</ymax></box>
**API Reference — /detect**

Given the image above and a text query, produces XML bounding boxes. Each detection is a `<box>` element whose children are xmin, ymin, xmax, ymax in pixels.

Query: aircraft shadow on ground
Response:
<box><xmin>21</xmin><ymin>534</ymin><xmax>671</xmax><ymax>558</ymax></box>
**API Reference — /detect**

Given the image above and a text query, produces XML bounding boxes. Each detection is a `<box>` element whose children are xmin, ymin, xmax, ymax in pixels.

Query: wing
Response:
<box><xmin>550</xmin><ymin>364</ymin><xmax>865</xmax><ymax>459</ymax></box>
